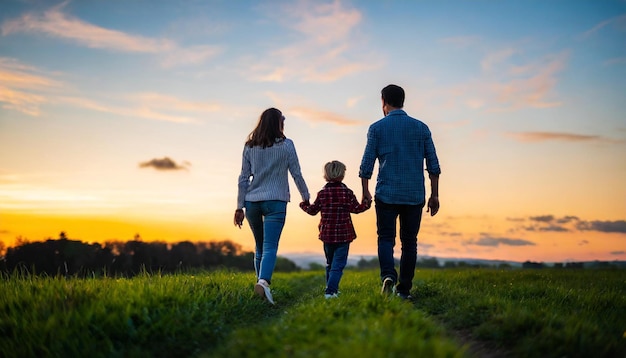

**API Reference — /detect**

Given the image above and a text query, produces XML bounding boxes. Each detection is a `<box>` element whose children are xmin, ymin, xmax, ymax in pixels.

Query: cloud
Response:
<box><xmin>346</xmin><ymin>96</ymin><xmax>363</xmax><ymax>108</ymax></box>
<box><xmin>580</xmin><ymin>14</ymin><xmax>626</xmax><ymax>39</ymax></box>
<box><xmin>2</xmin><ymin>3</ymin><xmax>174</xmax><ymax>53</ymax></box>
<box><xmin>576</xmin><ymin>220</ymin><xmax>626</xmax><ymax>234</ymax></box>
<box><xmin>506</xmin><ymin>131</ymin><xmax>614</xmax><ymax>143</ymax></box>
<box><xmin>58</xmin><ymin>94</ymin><xmax>214</xmax><ymax>124</ymax></box>
<box><xmin>0</xmin><ymin>57</ymin><xmax>62</xmax><ymax>115</ymax></box>
<box><xmin>611</xmin><ymin>250</ymin><xmax>625</xmax><ymax>255</ymax></box>
<box><xmin>139</xmin><ymin>157</ymin><xmax>190</xmax><ymax>171</ymax></box>
<box><xmin>440</xmin><ymin>231</ymin><xmax>463</xmax><ymax>237</ymax></box>
<box><xmin>530</xmin><ymin>215</ymin><xmax>555</xmax><ymax>223</ymax></box>
<box><xmin>159</xmin><ymin>45</ymin><xmax>221</xmax><ymax>68</ymax></box>
<box><xmin>133</xmin><ymin>93</ymin><xmax>221</xmax><ymax>113</ymax></box>
<box><xmin>429</xmin><ymin>49</ymin><xmax>568</xmax><ymax>113</ymax></box>
<box><xmin>466</xmin><ymin>235</ymin><xmax>535</xmax><ymax>247</ymax></box>
<box><xmin>1</xmin><ymin>3</ymin><xmax>220</xmax><ymax>67</ymax></box>
<box><xmin>489</xmin><ymin>51</ymin><xmax>567</xmax><ymax>110</ymax></box>
<box><xmin>514</xmin><ymin>215</ymin><xmax>626</xmax><ymax>235</ymax></box>
<box><xmin>556</xmin><ymin>216</ymin><xmax>580</xmax><ymax>224</ymax></box>
<box><xmin>290</xmin><ymin>106</ymin><xmax>362</xmax><ymax>126</ymax></box>
<box><xmin>604</xmin><ymin>57</ymin><xmax>626</xmax><ymax>66</ymax></box>
<box><xmin>538</xmin><ymin>225</ymin><xmax>569</xmax><ymax>232</ymax></box>
<box><xmin>481</xmin><ymin>48</ymin><xmax>518</xmax><ymax>72</ymax></box>
<box><xmin>248</xmin><ymin>0</ymin><xmax>381</xmax><ymax>83</ymax></box>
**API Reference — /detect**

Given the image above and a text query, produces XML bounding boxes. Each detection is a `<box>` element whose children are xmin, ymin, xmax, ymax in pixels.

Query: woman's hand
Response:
<box><xmin>234</xmin><ymin>209</ymin><xmax>245</xmax><ymax>228</ymax></box>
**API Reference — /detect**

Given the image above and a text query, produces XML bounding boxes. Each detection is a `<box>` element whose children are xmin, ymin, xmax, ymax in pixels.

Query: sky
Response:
<box><xmin>1</xmin><ymin>0</ymin><xmax>625</xmax><ymax>263</ymax></box>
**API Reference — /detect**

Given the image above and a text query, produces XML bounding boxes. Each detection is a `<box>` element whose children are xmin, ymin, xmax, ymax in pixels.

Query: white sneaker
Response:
<box><xmin>254</xmin><ymin>279</ymin><xmax>274</xmax><ymax>304</ymax></box>
<box><xmin>324</xmin><ymin>293</ymin><xmax>338</xmax><ymax>299</ymax></box>
<box><xmin>381</xmin><ymin>277</ymin><xmax>396</xmax><ymax>295</ymax></box>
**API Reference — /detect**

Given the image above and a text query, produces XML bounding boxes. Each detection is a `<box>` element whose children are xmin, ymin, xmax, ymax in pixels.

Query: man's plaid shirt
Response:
<box><xmin>300</xmin><ymin>182</ymin><xmax>370</xmax><ymax>243</ymax></box>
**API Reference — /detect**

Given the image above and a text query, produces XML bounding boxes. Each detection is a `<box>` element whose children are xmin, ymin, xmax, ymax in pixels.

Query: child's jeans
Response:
<box><xmin>323</xmin><ymin>242</ymin><xmax>350</xmax><ymax>294</ymax></box>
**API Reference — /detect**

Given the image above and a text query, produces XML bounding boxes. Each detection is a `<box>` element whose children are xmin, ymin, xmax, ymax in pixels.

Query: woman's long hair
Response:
<box><xmin>245</xmin><ymin>108</ymin><xmax>286</xmax><ymax>148</ymax></box>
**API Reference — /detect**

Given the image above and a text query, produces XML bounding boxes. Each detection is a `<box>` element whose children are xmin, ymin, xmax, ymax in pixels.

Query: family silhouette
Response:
<box><xmin>235</xmin><ymin>84</ymin><xmax>441</xmax><ymax>304</ymax></box>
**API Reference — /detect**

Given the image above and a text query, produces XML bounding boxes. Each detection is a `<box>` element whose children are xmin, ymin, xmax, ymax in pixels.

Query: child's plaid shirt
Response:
<box><xmin>300</xmin><ymin>182</ymin><xmax>370</xmax><ymax>243</ymax></box>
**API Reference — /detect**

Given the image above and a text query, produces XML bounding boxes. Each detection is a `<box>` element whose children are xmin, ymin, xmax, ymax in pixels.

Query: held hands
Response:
<box><xmin>426</xmin><ymin>196</ymin><xmax>440</xmax><ymax>216</ymax></box>
<box><xmin>234</xmin><ymin>209</ymin><xmax>245</xmax><ymax>228</ymax></box>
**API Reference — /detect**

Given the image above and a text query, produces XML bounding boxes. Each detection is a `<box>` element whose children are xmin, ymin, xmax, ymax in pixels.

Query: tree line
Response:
<box><xmin>0</xmin><ymin>232</ymin><xmax>299</xmax><ymax>277</ymax></box>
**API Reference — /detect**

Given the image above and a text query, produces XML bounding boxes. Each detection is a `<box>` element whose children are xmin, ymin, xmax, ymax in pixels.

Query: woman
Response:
<box><xmin>234</xmin><ymin>108</ymin><xmax>310</xmax><ymax>304</ymax></box>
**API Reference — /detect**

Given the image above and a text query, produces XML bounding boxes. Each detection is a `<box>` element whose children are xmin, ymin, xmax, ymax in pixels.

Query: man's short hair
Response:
<box><xmin>381</xmin><ymin>84</ymin><xmax>405</xmax><ymax>108</ymax></box>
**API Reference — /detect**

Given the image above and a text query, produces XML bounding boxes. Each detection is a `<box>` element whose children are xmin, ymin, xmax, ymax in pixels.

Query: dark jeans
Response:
<box><xmin>375</xmin><ymin>199</ymin><xmax>424</xmax><ymax>295</ymax></box>
<box><xmin>323</xmin><ymin>242</ymin><xmax>350</xmax><ymax>295</ymax></box>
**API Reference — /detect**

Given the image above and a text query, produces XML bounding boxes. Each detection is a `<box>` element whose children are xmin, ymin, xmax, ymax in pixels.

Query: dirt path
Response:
<box><xmin>450</xmin><ymin>328</ymin><xmax>513</xmax><ymax>358</ymax></box>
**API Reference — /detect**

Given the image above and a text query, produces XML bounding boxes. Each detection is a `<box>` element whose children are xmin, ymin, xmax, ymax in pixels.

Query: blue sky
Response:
<box><xmin>1</xmin><ymin>0</ymin><xmax>625</xmax><ymax>262</ymax></box>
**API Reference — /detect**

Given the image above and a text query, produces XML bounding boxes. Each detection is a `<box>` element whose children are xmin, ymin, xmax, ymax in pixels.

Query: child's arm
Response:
<box><xmin>300</xmin><ymin>196</ymin><xmax>321</xmax><ymax>215</ymax></box>
<box><xmin>347</xmin><ymin>192</ymin><xmax>370</xmax><ymax>214</ymax></box>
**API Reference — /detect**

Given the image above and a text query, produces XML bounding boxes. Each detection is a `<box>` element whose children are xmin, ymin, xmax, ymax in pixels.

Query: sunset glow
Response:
<box><xmin>1</xmin><ymin>0</ymin><xmax>625</xmax><ymax>263</ymax></box>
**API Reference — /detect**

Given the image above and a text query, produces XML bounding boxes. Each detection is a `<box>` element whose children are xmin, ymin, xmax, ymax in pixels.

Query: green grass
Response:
<box><xmin>411</xmin><ymin>269</ymin><xmax>626</xmax><ymax>357</ymax></box>
<box><xmin>1</xmin><ymin>269</ymin><xmax>624</xmax><ymax>358</ymax></box>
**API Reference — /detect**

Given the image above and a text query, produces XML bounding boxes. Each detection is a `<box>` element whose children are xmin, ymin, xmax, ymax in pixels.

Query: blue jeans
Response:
<box><xmin>323</xmin><ymin>242</ymin><xmax>350</xmax><ymax>295</ymax></box>
<box><xmin>245</xmin><ymin>200</ymin><xmax>287</xmax><ymax>284</ymax></box>
<box><xmin>375</xmin><ymin>199</ymin><xmax>424</xmax><ymax>295</ymax></box>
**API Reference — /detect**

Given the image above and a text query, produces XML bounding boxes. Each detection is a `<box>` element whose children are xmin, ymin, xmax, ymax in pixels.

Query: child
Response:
<box><xmin>300</xmin><ymin>160</ymin><xmax>371</xmax><ymax>299</ymax></box>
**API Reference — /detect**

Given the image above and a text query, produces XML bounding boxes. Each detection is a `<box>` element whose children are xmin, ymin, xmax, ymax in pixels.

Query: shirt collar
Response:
<box><xmin>386</xmin><ymin>109</ymin><xmax>406</xmax><ymax>117</ymax></box>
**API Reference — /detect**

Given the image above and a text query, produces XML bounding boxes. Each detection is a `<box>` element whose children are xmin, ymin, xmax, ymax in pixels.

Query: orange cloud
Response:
<box><xmin>2</xmin><ymin>4</ymin><xmax>174</xmax><ymax>53</ymax></box>
<box><xmin>248</xmin><ymin>0</ymin><xmax>382</xmax><ymax>83</ymax></box>
<box><xmin>506</xmin><ymin>131</ymin><xmax>608</xmax><ymax>143</ymax></box>
<box><xmin>58</xmin><ymin>96</ymin><xmax>203</xmax><ymax>124</ymax></box>
<box><xmin>489</xmin><ymin>52</ymin><xmax>567</xmax><ymax>111</ymax></box>
<box><xmin>290</xmin><ymin>106</ymin><xmax>362</xmax><ymax>126</ymax></box>
<box><xmin>1</xmin><ymin>4</ymin><xmax>220</xmax><ymax>67</ymax></box>
<box><xmin>0</xmin><ymin>58</ymin><xmax>63</xmax><ymax>115</ymax></box>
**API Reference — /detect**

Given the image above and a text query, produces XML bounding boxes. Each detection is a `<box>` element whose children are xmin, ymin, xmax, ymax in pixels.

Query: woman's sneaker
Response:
<box><xmin>254</xmin><ymin>279</ymin><xmax>274</xmax><ymax>304</ymax></box>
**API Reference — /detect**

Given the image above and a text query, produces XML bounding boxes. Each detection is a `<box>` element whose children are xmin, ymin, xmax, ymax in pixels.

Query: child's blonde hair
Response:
<box><xmin>324</xmin><ymin>160</ymin><xmax>346</xmax><ymax>182</ymax></box>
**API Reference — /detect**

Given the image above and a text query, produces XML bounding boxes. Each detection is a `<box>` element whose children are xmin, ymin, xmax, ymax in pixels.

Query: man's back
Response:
<box><xmin>359</xmin><ymin>109</ymin><xmax>440</xmax><ymax>205</ymax></box>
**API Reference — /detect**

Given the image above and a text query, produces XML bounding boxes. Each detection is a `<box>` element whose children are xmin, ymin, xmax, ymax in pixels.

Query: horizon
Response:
<box><xmin>1</xmin><ymin>0</ymin><xmax>625</xmax><ymax>264</ymax></box>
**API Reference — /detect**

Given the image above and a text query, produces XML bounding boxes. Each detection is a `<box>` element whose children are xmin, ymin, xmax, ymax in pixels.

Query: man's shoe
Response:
<box><xmin>396</xmin><ymin>292</ymin><xmax>413</xmax><ymax>300</ymax></box>
<box><xmin>254</xmin><ymin>279</ymin><xmax>275</xmax><ymax>304</ymax></box>
<box><xmin>324</xmin><ymin>293</ymin><xmax>338</xmax><ymax>299</ymax></box>
<box><xmin>381</xmin><ymin>277</ymin><xmax>396</xmax><ymax>295</ymax></box>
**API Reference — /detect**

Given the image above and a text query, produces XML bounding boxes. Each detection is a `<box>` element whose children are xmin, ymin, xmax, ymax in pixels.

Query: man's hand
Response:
<box><xmin>234</xmin><ymin>209</ymin><xmax>245</xmax><ymax>228</ymax></box>
<box><xmin>426</xmin><ymin>196</ymin><xmax>439</xmax><ymax>216</ymax></box>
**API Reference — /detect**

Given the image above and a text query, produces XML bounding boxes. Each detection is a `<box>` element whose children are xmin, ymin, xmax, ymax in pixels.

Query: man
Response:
<box><xmin>359</xmin><ymin>84</ymin><xmax>441</xmax><ymax>299</ymax></box>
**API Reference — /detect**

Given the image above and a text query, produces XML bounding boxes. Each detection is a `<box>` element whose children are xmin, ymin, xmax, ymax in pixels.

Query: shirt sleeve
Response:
<box><xmin>288</xmin><ymin>140</ymin><xmax>311</xmax><ymax>202</ymax></box>
<box><xmin>236</xmin><ymin>146</ymin><xmax>251</xmax><ymax>209</ymax></box>
<box><xmin>359</xmin><ymin>125</ymin><xmax>377</xmax><ymax>179</ymax></box>
<box><xmin>300</xmin><ymin>192</ymin><xmax>321</xmax><ymax>215</ymax></box>
<box><xmin>347</xmin><ymin>189</ymin><xmax>370</xmax><ymax>213</ymax></box>
<box><xmin>424</xmin><ymin>127</ymin><xmax>441</xmax><ymax>175</ymax></box>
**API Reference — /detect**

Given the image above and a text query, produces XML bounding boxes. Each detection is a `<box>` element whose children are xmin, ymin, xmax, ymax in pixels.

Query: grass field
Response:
<box><xmin>1</xmin><ymin>268</ymin><xmax>624</xmax><ymax>357</ymax></box>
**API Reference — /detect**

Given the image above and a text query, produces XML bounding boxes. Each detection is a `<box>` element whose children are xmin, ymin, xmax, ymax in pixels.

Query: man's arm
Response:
<box><xmin>361</xmin><ymin>177</ymin><xmax>372</xmax><ymax>203</ymax></box>
<box><xmin>426</xmin><ymin>173</ymin><xmax>439</xmax><ymax>216</ymax></box>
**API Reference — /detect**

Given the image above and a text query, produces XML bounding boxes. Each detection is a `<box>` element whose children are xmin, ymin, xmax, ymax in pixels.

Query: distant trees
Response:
<box><xmin>1</xmin><ymin>232</ymin><xmax>298</xmax><ymax>277</ymax></box>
